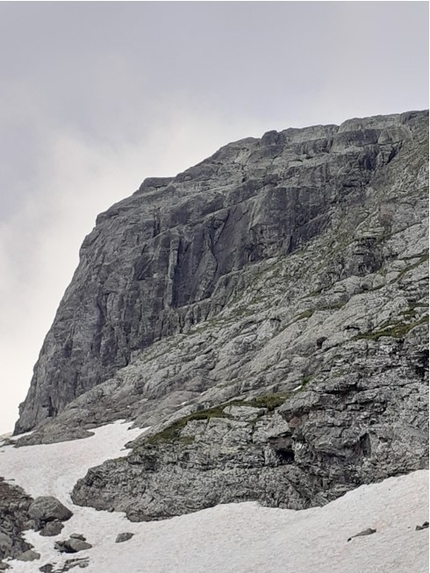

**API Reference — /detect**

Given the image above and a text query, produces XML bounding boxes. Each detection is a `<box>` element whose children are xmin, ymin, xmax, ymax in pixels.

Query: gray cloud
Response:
<box><xmin>0</xmin><ymin>2</ymin><xmax>427</xmax><ymax>433</ymax></box>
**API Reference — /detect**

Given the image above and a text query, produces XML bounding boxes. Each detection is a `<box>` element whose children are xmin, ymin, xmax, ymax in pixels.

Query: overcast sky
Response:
<box><xmin>0</xmin><ymin>2</ymin><xmax>428</xmax><ymax>434</ymax></box>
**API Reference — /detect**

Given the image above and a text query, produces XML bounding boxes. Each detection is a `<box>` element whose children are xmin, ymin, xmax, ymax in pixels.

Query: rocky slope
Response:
<box><xmin>0</xmin><ymin>478</ymin><xmax>33</xmax><ymax>563</ymax></box>
<box><xmin>14</xmin><ymin>110</ymin><xmax>428</xmax><ymax>520</ymax></box>
<box><xmin>0</xmin><ymin>477</ymin><xmax>78</xmax><ymax>569</ymax></box>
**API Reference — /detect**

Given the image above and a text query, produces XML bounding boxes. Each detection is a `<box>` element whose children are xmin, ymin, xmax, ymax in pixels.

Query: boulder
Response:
<box><xmin>16</xmin><ymin>549</ymin><xmax>41</xmax><ymax>561</ymax></box>
<box><xmin>28</xmin><ymin>497</ymin><xmax>73</xmax><ymax>529</ymax></box>
<box><xmin>39</xmin><ymin>560</ymin><xmax>90</xmax><ymax>572</ymax></box>
<box><xmin>39</xmin><ymin>520</ymin><xmax>64</xmax><ymax>537</ymax></box>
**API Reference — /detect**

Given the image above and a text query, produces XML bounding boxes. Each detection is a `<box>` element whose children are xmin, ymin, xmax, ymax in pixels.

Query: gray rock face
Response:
<box><xmin>39</xmin><ymin>520</ymin><xmax>64</xmax><ymax>537</ymax></box>
<box><xmin>72</xmin><ymin>341</ymin><xmax>428</xmax><ymax>520</ymax></box>
<box><xmin>347</xmin><ymin>528</ymin><xmax>377</xmax><ymax>542</ymax></box>
<box><xmin>13</xmin><ymin>111</ymin><xmax>429</xmax><ymax>521</ymax></box>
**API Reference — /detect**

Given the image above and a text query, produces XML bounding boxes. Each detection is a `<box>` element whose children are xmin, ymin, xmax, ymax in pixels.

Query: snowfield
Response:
<box><xmin>0</xmin><ymin>420</ymin><xmax>428</xmax><ymax>573</ymax></box>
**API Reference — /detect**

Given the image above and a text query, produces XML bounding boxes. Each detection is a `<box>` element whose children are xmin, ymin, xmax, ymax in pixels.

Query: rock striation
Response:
<box><xmin>13</xmin><ymin>111</ymin><xmax>429</xmax><ymax>520</ymax></box>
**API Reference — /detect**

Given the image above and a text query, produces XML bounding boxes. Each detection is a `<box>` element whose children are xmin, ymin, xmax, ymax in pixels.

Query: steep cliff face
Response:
<box><xmin>16</xmin><ymin>110</ymin><xmax>428</xmax><ymax>435</ymax></box>
<box><xmin>14</xmin><ymin>110</ymin><xmax>428</xmax><ymax>519</ymax></box>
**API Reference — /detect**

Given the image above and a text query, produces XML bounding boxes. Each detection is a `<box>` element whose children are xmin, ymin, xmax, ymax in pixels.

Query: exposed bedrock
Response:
<box><xmin>71</xmin><ymin>323</ymin><xmax>428</xmax><ymax>520</ymax></box>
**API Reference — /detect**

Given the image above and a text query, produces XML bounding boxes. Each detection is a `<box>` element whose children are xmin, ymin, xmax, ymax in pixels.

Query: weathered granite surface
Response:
<box><xmin>13</xmin><ymin>111</ymin><xmax>429</xmax><ymax>520</ymax></box>
<box><xmin>71</xmin><ymin>319</ymin><xmax>428</xmax><ymax>520</ymax></box>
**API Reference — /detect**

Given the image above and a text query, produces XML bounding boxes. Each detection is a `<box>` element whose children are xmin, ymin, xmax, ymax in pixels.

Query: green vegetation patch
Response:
<box><xmin>319</xmin><ymin>302</ymin><xmax>346</xmax><ymax>311</ymax></box>
<box><xmin>295</xmin><ymin>309</ymin><xmax>315</xmax><ymax>320</ymax></box>
<box><xmin>145</xmin><ymin>392</ymin><xmax>290</xmax><ymax>444</ymax></box>
<box><xmin>354</xmin><ymin>315</ymin><xmax>428</xmax><ymax>342</ymax></box>
<box><xmin>395</xmin><ymin>251</ymin><xmax>429</xmax><ymax>282</ymax></box>
<box><xmin>294</xmin><ymin>301</ymin><xmax>346</xmax><ymax>323</ymax></box>
<box><xmin>146</xmin><ymin>405</ymin><xmax>230</xmax><ymax>444</ymax></box>
<box><xmin>247</xmin><ymin>392</ymin><xmax>290</xmax><ymax>411</ymax></box>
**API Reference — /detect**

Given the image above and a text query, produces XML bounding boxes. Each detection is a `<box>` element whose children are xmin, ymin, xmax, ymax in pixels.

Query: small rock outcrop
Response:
<box><xmin>28</xmin><ymin>497</ymin><xmax>73</xmax><ymax>530</ymax></box>
<box><xmin>40</xmin><ymin>558</ymin><xmax>90</xmax><ymax>572</ymax></box>
<box><xmin>55</xmin><ymin>537</ymin><xmax>92</xmax><ymax>554</ymax></box>
<box><xmin>115</xmin><ymin>532</ymin><xmax>134</xmax><ymax>543</ymax></box>
<box><xmin>347</xmin><ymin>528</ymin><xmax>377</xmax><ymax>542</ymax></box>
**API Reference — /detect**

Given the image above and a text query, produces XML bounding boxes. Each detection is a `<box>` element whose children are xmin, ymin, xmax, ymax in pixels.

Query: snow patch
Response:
<box><xmin>0</xmin><ymin>420</ymin><xmax>427</xmax><ymax>573</ymax></box>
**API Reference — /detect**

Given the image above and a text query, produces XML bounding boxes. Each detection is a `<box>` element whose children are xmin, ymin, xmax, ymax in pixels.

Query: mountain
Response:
<box><xmin>13</xmin><ymin>111</ymin><xmax>428</xmax><ymax>522</ymax></box>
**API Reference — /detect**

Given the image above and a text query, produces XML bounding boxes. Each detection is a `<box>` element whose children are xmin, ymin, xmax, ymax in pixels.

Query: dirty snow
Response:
<box><xmin>0</xmin><ymin>420</ymin><xmax>428</xmax><ymax>573</ymax></box>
